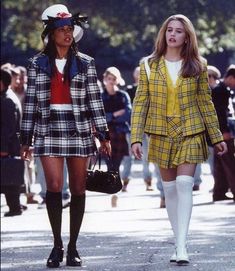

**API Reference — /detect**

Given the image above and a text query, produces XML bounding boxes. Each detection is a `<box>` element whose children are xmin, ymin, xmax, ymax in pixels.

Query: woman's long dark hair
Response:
<box><xmin>42</xmin><ymin>32</ymin><xmax>79</xmax><ymax>83</ymax></box>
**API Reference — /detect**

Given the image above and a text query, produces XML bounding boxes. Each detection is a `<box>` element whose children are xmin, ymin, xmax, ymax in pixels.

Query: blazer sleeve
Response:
<box><xmin>85</xmin><ymin>59</ymin><xmax>108</xmax><ymax>133</ymax></box>
<box><xmin>196</xmin><ymin>66</ymin><xmax>223</xmax><ymax>145</ymax></box>
<box><xmin>20</xmin><ymin>60</ymin><xmax>38</xmax><ymax>146</ymax></box>
<box><xmin>131</xmin><ymin>61</ymin><xmax>150</xmax><ymax>144</ymax></box>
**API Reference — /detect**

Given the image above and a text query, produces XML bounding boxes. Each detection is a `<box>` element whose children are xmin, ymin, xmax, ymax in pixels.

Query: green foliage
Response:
<box><xmin>73</xmin><ymin>0</ymin><xmax>235</xmax><ymax>55</ymax></box>
<box><xmin>1</xmin><ymin>0</ymin><xmax>235</xmax><ymax>70</ymax></box>
<box><xmin>1</xmin><ymin>0</ymin><xmax>66</xmax><ymax>50</ymax></box>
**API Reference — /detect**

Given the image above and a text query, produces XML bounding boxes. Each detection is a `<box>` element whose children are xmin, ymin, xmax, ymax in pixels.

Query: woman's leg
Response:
<box><xmin>40</xmin><ymin>157</ymin><xmax>64</xmax><ymax>248</ymax></box>
<box><xmin>160</xmin><ymin>168</ymin><xmax>178</xmax><ymax>259</ymax></box>
<box><xmin>40</xmin><ymin>157</ymin><xmax>64</xmax><ymax>268</ymax></box>
<box><xmin>142</xmin><ymin>134</ymin><xmax>153</xmax><ymax>190</ymax></box>
<box><xmin>121</xmin><ymin>155</ymin><xmax>132</xmax><ymax>191</ymax></box>
<box><xmin>175</xmin><ymin>163</ymin><xmax>196</xmax><ymax>263</ymax></box>
<box><xmin>121</xmin><ymin>133</ymin><xmax>132</xmax><ymax>191</ymax></box>
<box><xmin>65</xmin><ymin>157</ymin><xmax>89</xmax><ymax>266</ymax></box>
<box><xmin>4</xmin><ymin>185</ymin><xmax>22</xmax><ymax>216</ymax></box>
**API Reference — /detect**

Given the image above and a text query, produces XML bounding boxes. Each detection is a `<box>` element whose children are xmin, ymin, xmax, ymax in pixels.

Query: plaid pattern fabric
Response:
<box><xmin>21</xmin><ymin>52</ymin><xmax>108</xmax><ymax>147</ymax></box>
<box><xmin>34</xmin><ymin>110</ymin><xmax>96</xmax><ymax>157</ymax></box>
<box><xmin>131</xmin><ymin>57</ymin><xmax>223</xmax><ymax>145</ymax></box>
<box><xmin>148</xmin><ymin>117</ymin><xmax>209</xmax><ymax>168</ymax></box>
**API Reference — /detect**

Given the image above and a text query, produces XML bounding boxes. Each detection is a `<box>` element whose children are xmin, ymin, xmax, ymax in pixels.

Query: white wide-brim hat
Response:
<box><xmin>41</xmin><ymin>4</ymin><xmax>84</xmax><ymax>44</ymax></box>
<box><xmin>105</xmin><ymin>66</ymin><xmax>125</xmax><ymax>86</ymax></box>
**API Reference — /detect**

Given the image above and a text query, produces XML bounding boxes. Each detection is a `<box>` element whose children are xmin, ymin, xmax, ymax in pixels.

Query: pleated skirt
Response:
<box><xmin>34</xmin><ymin>109</ymin><xmax>96</xmax><ymax>157</ymax></box>
<box><xmin>148</xmin><ymin>117</ymin><xmax>209</xmax><ymax>169</ymax></box>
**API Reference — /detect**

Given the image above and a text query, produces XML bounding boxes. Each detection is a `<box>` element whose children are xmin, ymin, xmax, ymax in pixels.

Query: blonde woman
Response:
<box><xmin>131</xmin><ymin>14</ymin><xmax>227</xmax><ymax>265</ymax></box>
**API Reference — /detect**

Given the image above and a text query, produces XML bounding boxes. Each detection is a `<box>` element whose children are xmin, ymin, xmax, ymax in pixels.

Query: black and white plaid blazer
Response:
<box><xmin>20</xmin><ymin>51</ymin><xmax>108</xmax><ymax>146</ymax></box>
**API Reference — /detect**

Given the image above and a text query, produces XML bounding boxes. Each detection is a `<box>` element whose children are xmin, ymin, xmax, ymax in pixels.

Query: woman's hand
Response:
<box><xmin>99</xmin><ymin>140</ymin><xmax>112</xmax><ymax>157</ymax></box>
<box><xmin>214</xmin><ymin>141</ymin><xmax>228</xmax><ymax>156</ymax></box>
<box><xmin>222</xmin><ymin>132</ymin><xmax>232</xmax><ymax>141</ymax></box>
<box><xmin>20</xmin><ymin>145</ymin><xmax>31</xmax><ymax>161</ymax></box>
<box><xmin>131</xmin><ymin>142</ymin><xmax>143</xmax><ymax>160</ymax></box>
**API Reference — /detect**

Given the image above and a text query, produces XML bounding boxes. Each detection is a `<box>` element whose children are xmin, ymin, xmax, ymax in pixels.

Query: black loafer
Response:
<box><xmin>213</xmin><ymin>195</ymin><xmax>233</xmax><ymax>202</ymax></box>
<box><xmin>4</xmin><ymin>210</ymin><xmax>22</xmax><ymax>217</ymax></box>
<box><xmin>66</xmin><ymin>249</ymin><xmax>82</xmax><ymax>266</ymax></box>
<box><xmin>47</xmin><ymin>247</ymin><xmax>64</xmax><ymax>268</ymax></box>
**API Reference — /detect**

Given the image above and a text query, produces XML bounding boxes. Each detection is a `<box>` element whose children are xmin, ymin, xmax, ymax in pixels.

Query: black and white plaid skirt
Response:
<box><xmin>34</xmin><ymin>109</ymin><xmax>96</xmax><ymax>157</ymax></box>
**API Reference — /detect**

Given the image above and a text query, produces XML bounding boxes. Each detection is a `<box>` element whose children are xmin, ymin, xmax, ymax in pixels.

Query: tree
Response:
<box><xmin>1</xmin><ymin>0</ymin><xmax>235</xmax><ymax>76</ymax></box>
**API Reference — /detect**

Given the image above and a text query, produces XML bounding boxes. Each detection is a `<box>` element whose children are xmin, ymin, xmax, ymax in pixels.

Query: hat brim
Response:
<box><xmin>118</xmin><ymin>77</ymin><xmax>125</xmax><ymax>86</ymax></box>
<box><xmin>43</xmin><ymin>25</ymin><xmax>84</xmax><ymax>45</ymax></box>
<box><xmin>73</xmin><ymin>25</ymin><xmax>84</xmax><ymax>43</ymax></box>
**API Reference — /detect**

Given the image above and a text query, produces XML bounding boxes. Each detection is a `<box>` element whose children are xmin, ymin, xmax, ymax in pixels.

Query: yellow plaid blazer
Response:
<box><xmin>131</xmin><ymin>57</ymin><xmax>223</xmax><ymax>145</ymax></box>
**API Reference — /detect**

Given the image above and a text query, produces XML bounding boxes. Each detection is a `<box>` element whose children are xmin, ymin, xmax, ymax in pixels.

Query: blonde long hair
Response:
<box><xmin>152</xmin><ymin>14</ymin><xmax>203</xmax><ymax>77</ymax></box>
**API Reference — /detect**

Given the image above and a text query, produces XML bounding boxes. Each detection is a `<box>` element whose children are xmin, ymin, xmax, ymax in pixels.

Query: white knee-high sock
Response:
<box><xmin>162</xmin><ymin>180</ymin><xmax>178</xmax><ymax>243</ymax></box>
<box><xmin>176</xmin><ymin>175</ymin><xmax>194</xmax><ymax>252</ymax></box>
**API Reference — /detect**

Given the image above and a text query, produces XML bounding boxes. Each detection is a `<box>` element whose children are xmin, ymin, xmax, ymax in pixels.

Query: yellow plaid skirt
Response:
<box><xmin>148</xmin><ymin>117</ymin><xmax>209</xmax><ymax>169</ymax></box>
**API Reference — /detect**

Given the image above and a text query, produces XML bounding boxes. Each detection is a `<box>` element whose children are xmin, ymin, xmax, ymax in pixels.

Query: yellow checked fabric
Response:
<box><xmin>148</xmin><ymin>117</ymin><xmax>209</xmax><ymax>168</ymax></box>
<box><xmin>165</xmin><ymin>65</ymin><xmax>181</xmax><ymax>117</ymax></box>
<box><xmin>131</xmin><ymin>57</ymin><xmax>223</xmax><ymax>146</ymax></box>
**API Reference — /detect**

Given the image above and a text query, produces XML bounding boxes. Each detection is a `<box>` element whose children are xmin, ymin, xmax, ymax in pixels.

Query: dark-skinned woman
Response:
<box><xmin>20</xmin><ymin>4</ymin><xmax>111</xmax><ymax>268</ymax></box>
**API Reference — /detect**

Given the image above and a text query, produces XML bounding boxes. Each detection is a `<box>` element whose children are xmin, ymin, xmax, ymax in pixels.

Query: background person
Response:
<box><xmin>211</xmin><ymin>64</ymin><xmax>235</xmax><ymax>202</ymax></box>
<box><xmin>0</xmin><ymin>69</ymin><xmax>23</xmax><ymax>216</ymax></box>
<box><xmin>102</xmin><ymin>66</ymin><xmax>131</xmax><ymax>173</ymax></box>
<box><xmin>122</xmin><ymin>66</ymin><xmax>154</xmax><ymax>192</ymax></box>
<box><xmin>102</xmin><ymin>66</ymin><xmax>131</xmax><ymax>208</ymax></box>
<box><xmin>205</xmin><ymin>65</ymin><xmax>222</xmax><ymax>180</ymax></box>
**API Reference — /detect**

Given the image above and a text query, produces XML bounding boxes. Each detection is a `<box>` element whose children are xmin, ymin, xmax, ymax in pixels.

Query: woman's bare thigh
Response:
<box><xmin>40</xmin><ymin>156</ymin><xmax>64</xmax><ymax>192</ymax></box>
<box><xmin>159</xmin><ymin>167</ymin><xmax>177</xmax><ymax>181</ymax></box>
<box><xmin>66</xmin><ymin>157</ymin><xmax>90</xmax><ymax>195</ymax></box>
<box><xmin>177</xmin><ymin>163</ymin><xmax>197</xmax><ymax>177</ymax></box>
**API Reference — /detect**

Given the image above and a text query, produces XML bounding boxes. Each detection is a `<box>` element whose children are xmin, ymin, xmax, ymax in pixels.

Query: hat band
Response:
<box><xmin>41</xmin><ymin>17</ymin><xmax>75</xmax><ymax>42</ymax></box>
<box><xmin>49</xmin><ymin>18</ymin><xmax>73</xmax><ymax>30</ymax></box>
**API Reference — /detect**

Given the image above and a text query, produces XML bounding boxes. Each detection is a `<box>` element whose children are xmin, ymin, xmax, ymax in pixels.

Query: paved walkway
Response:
<box><xmin>1</xmin><ymin>162</ymin><xmax>235</xmax><ymax>271</ymax></box>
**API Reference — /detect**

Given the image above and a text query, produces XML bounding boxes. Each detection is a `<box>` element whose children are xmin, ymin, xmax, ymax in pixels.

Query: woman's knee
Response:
<box><xmin>70</xmin><ymin>187</ymin><xmax>86</xmax><ymax>195</ymax></box>
<box><xmin>46</xmin><ymin>180</ymin><xmax>63</xmax><ymax>192</ymax></box>
<box><xmin>69</xmin><ymin>181</ymin><xmax>86</xmax><ymax>195</ymax></box>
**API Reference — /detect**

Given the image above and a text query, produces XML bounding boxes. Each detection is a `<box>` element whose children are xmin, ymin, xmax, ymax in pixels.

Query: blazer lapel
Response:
<box><xmin>35</xmin><ymin>53</ymin><xmax>82</xmax><ymax>80</ymax></box>
<box><xmin>70</xmin><ymin>54</ymin><xmax>79</xmax><ymax>79</ymax></box>
<box><xmin>151</xmin><ymin>57</ymin><xmax>166</xmax><ymax>81</ymax></box>
<box><xmin>70</xmin><ymin>53</ymin><xmax>89</xmax><ymax>80</ymax></box>
<box><xmin>35</xmin><ymin>54</ymin><xmax>52</xmax><ymax>77</ymax></box>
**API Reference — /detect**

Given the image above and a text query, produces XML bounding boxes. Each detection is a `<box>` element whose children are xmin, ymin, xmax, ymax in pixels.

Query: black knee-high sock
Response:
<box><xmin>68</xmin><ymin>194</ymin><xmax>86</xmax><ymax>251</ymax></box>
<box><xmin>46</xmin><ymin>191</ymin><xmax>63</xmax><ymax>248</ymax></box>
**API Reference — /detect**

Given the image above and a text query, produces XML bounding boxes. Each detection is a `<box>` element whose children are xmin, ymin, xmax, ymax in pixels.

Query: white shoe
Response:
<box><xmin>176</xmin><ymin>247</ymin><xmax>189</xmax><ymax>265</ymax></box>
<box><xmin>170</xmin><ymin>251</ymin><xmax>177</xmax><ymax>262</ymax></box>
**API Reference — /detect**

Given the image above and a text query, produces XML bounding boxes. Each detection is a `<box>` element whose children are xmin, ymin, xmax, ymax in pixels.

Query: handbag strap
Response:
<box><xmin>89</xmin><ymin>153</ymin><xmax>115</xmax><ymax>171</ymax></box>
<box><xmin>88</xmin><ymin>153</ymin><xmax>102</xmax><ymax>170</ymax></box>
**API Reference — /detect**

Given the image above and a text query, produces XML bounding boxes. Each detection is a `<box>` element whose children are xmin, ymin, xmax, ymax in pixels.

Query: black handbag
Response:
<box><xmin>86</xmin><ymin>155</ymin><xmax>122</xmax><ymax>194</ymax></box>
<box><xmin>0</xmin><ymin>156</ymin><xmax>25</xmax><ymax>186</ymax></box>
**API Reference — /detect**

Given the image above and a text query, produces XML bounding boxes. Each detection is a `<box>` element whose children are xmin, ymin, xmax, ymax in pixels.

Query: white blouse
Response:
<box><xmin>165</xmin><ymin>59</ymin><xmax>182</xmax><ymax>86</ymax></box>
